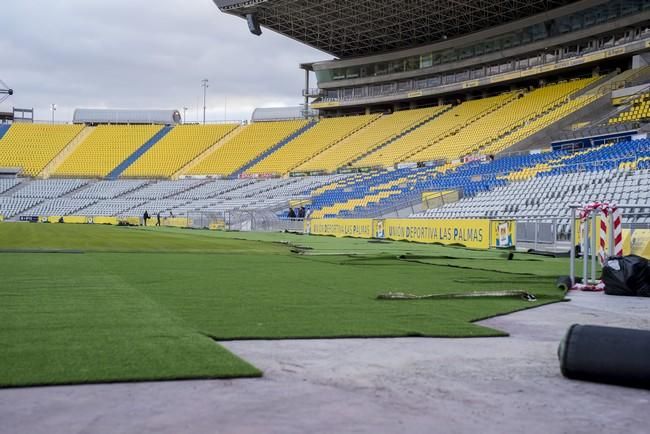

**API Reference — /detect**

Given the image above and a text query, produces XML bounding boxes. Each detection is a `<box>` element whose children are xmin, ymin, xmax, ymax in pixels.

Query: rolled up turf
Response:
<box><xmin>559</xmin><ymin>324</ymin><xmax>650</xmax><ymax>389</ymax></box>
<box><xmin>556</xmin><ymin>275</ymin><xmax>573</xmax><ymax>291</ymax></box>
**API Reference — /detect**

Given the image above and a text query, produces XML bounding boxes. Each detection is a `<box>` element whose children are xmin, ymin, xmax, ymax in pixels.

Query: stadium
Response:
<box><xmin>1</xmin><ymin>0</ymin><xmax>650</xmax><ymax>432</ymax></box>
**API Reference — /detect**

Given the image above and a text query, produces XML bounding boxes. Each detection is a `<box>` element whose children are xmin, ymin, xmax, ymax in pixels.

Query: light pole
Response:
<box><xmin>50</xmin><ymin>104</ymin><xmax>57</xmax><ymax>124</ymax></box>
<box><xmin>183</xmin><ymin>107</ymin><xmax>188</xmax><ymax>124</ymax></box>
<box><xmin>201</xmin><ymin>79</ymin><xmax>209</xmax><ymax>125</ymax></box>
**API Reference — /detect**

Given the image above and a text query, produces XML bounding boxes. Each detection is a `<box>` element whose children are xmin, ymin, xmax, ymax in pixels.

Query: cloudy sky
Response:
<box><xmin>1</xmin><ymin>0</ymin><xmax>326</xmax><ymax>122</ymax></box>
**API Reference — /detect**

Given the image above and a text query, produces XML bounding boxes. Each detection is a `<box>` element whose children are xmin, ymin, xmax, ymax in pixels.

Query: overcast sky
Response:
<box><xmin>1</xmin><ymin>0</ymin><xmax>326</xmax><ymax>122</ymax></box>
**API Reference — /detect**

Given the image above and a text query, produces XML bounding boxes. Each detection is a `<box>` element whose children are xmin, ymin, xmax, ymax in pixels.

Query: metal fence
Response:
<box><xmin>169</xmin><ymin>210</ymin><xmax>305</xmax><ymax>233</ymax></box>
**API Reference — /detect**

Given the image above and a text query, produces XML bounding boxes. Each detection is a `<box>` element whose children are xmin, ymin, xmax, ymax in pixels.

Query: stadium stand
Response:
<box><xmin>12</xmin><ymin>179</ymin><xmax>90</xmax><ymax>198</ymax></box>
<box><xmin>122</xmin><ymin>124</ymin><xmax>240</xmax><ymax>178</ymax></box>
<box><xmin>479</xmin><ymin>94</ymin><xmax>599</xmax><ymax>156</ymax></box>
<box><xmin>0</xmin><ymin>124</ymin><xmax>84</xmax><ymax>176</ymax></box>
<box><xmin>406</xmin><ymin>77</ymin><xmax>598</xmax><ymax>163</ymax></box>
<box><xmin>54</xmin><ymin>125</ymin><xmax>163</xmax><ymax>178</ymax></box>
<box><xmin>0</xmin><ymin>198</ymin><xmax>44</xmax><ymax>219</ymax></box>
<box><xmin>69</xmin><ymin>180</ymin><xmax>150</xmax><ymax>199</ymax></box>
<box><xmin>28</xmin><ymin>199</ymin><xmax>98</xmax><ymax>217</ymax></box>
<box><xmin>609</xmin><ymin>92</ymin><xmax>650</xmax><ymax>124</ymax></box>
<box><xmin>296</xmin><ymin>106</ymin><xmax>450</xmax><ymax>173</ymax></box>
<box><xmin>416</xmin><ymin>169</ymin><xmax>650</xmax><ymax>228</ymax></box>
<box><xmin>352</xmin><ymin>95</ymin><xmax>513</xmax><ymax>169</ymax></box>
<box><xmin>2</xmin><ymin>174</ymin><xmax>345</xmax><ymax>220</ymax></box>
<box><xmin>121</xmin><ymin>179</ymin><xmax>206</xmax><ymax>200</ymax></box>
<box><xmin>186</xmin><ymin>120</ymin><xmax>308</xmax><ymax>176</ymax></box>
<box><xmin>0</xmin><ymin>178</ymin><xmax>20</xmax><ymax>195</ymax></box>
<box><xmin>246</xmin><ymin>114</ymin><xmax>380</xmax><ymax>175</ymax></box>
<box><xmin>308</xmin><ymin>137</ymin><xmax>650</xmax><ymax>219</ymax></box>
<box><xmin>75</xmin><ymin>199</ymin><xmax>147</xmax><ymax>217</ymax></box>
<box><xmin>414</xmin><ymin>139</ymin><xmax>650</xmax><ymax>226</ymax></box>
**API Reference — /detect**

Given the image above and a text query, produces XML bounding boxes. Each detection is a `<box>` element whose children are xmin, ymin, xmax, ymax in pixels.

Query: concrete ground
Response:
<box><xmin>2</xmin><ymin>292</ymin><xmax>650</xmax><ymax>434</ymax></box>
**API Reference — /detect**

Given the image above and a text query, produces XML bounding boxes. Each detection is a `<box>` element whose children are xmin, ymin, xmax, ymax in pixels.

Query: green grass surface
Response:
<box><xmin>0</xmin><ymin>223</ymin><xmax>568</xmax><ymax>388</ymax></box>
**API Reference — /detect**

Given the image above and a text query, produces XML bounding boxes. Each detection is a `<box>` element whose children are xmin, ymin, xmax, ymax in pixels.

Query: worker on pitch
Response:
<box><xmin>143</xmin><ymin>210</ymin><xmax>150</xmax><ymax>226</ymax></box>
<box><xmin>156</xmin><ymin>212</ymin><xmax>161</xmax><ymax>227</ymax></box>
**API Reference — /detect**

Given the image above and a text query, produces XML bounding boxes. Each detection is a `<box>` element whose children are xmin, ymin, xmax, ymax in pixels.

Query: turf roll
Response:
<box><xmin>556</xmin><ymin>275</ymin><xmax>573</xmax><ymax>291</ymax></box>
<box><xmin>558</xmin><ymin>324</ymin><xmax>650</xmax><ymax>389</ymax></box>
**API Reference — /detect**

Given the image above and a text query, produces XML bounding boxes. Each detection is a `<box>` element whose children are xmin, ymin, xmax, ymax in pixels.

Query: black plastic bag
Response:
<box><xmin>602</xmin><ymin>255</ymin><xmax>650</xmax><ymax>297</ymax></box>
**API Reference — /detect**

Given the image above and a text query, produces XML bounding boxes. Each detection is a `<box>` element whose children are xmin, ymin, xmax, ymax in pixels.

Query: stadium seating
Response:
<box><xmin>414</xmin><ymin>139</ymin><xmax>650</xmax><ymax>231</ymax></box>
<box><xmin>75</xmin><ymin>199</ymin><xmax>147</xmax><ymax>217</ymax></box>
<box><xmin>353</xmin><ymin>95</ymin><xmax>513</xmax><ymax>168</ymax></box>
<box><xmin>187</xmin><ymin>120</ymin><xmax>308</xmax><ymax>176</ymax></box>
<box><xmin>0</xmin><ymin>178</ymin><xmax>20</xmax><ymax>195</ymax></box>
<box><xmin>12</xmin><ymin>179</ymin><xmax>90</xmax><ymax>198</ymax></box>
<box><xmin>121</xmin><ymin>124</ymin><xmax>239</xmax><ymax>178</ymax></box>
<box><xmin>609</xmin><ymin>92</ymin><xmax>650</xmax><ymax>124</ymax></box>
<box><xmin>54</xmin><ymin>125</ymin><xmax>163</xmax><ymax>178</ymax></box>
<box><xmin>308</xmin><ymin>150</ymin><xmax>575</xmax><ymax>219</ymax></box>
<box><xmin>70</xmin><ymin>180</ymin><xmax>150</xmax><ymax>199</ymax></box>
<box><xmin>0</xmin><ymin>198</ymin><xmax>44</xmax><ymax>219</ymax></box>
<box><xmin>0</xmin><ymin>174</ymin><xmax>344</xmax><ymax>220</ymax></box>
<box><xmin>0</xmin><ymin>124</ymin><xmax>84</xmax><ymax>176</ymax></box>
<box><xmin>415</xmin><ymin>169</ymin><xmax>650</xmax><ymax>227</ymax></box>
<box><xmin>28</xmin><ymin>199</ymin><xmax>98</xmax><ymax>217</ymax></box>
<box><xmin>407</xmin><ymin>77</ymin><xmax>597</xmax><ymax>163</ymax></box>
<box><xmin>121</xmin><ymin>179</ymin><xmax>206</xmax><ymax>200</ymax></box>
<box><xmin>295</xmin><ymin>106</ymin><xmax>449</xmax><ymax>173</ymax></box>
<box><xmin>479</xmin><ymin>94</ymin><xmax>598</xmax><ymax>155</ymax></box>
<box><xmin>246</xmin><ymin>114</ymin><xmax>380</xmax><ymax>175</ymax></box>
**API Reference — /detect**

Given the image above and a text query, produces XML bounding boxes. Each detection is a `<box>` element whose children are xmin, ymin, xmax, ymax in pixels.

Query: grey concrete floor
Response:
<box><xmin>2</xmin><ymin>292</ymin><xmax>650</xmax><ymax>434</ymax></box>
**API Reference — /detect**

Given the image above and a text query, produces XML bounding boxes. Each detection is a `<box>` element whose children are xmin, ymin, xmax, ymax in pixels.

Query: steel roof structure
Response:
<box><xmin>214</xmin><ymin>0</ymin><xmax>581</xmax><ymax>58</ymax></box>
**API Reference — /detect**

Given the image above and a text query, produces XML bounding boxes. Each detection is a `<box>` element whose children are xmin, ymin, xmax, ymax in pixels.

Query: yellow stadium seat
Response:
<box><xmin>187</xmin><ymin>120</ymin><xmax>307</xmax><ymax>176</ymax></box>
<box><xmin>609</xmin><ymin>92</ymin><xmax>650</xmax><ymax>124</ymax></box>
<box><xmin>122</xmin><ymin>124</ymin><xmax>239</xmax><ymax>178</ymax></box>
<box><xmin>407</xmin><ymin>77</ymin><xmax>597</xmax><ymax>162</ymax></box>
<box><xmin>246</xmin><ymin>114</ymin><xmax>380</xmax><ymax>176</ymax></box>
<box><xmin>296</xmin><ymin>106</ymin><xmax>449</xmax><ymax>173</ymax></box>
<box><xmin>0</xmin><ymin>124</ymin><xmax>84</xmax><ymax>176</ymax></box>
<box><xmin>355</xmin><ymin>94</ymin><xmax>513</xmax><ymax>168</ymax></box>
<box><xmin>54</xmin><ymin>125</ymin><xmax>162</xmax><ymax>178</ymax></box>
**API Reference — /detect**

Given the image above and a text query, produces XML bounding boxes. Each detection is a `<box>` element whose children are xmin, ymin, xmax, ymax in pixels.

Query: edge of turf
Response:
<box><xmin>469</xmin><ymin>296</ymin><xmax>568</xmax><ymax>327</ymax></box>
<box><xmin>0</xmin><ymin>370</ymin><xmax>263</xmax><ymax>390</ymax></box>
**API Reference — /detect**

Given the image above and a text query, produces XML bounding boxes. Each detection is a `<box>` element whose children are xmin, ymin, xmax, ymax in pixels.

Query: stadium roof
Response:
<box><xmin>214</xmin><ymin>0</ymin><xmax>582</xmax><ymax>58</ymax></box>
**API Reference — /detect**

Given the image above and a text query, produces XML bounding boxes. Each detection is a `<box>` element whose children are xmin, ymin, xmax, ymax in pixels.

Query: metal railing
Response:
<box><xmin>568</xmin><ymin>204</ymin><xmax>650</xmax><ymax>286</ymax></box>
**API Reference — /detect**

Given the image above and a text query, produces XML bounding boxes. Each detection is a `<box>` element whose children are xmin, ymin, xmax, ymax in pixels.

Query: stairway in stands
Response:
<box><xmin>229</xmin><ymin>120</ymin><xmax>317</xmax><ymax>178</ymax></box>
<box><xmin>106</xmin><ymin>126</ymin><xmax>173</xmax><ymax>180</ymax></box>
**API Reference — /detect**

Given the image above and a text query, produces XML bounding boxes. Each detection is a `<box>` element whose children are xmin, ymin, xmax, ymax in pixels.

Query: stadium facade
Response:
<box><xmin>216</xmin><ymin>0</ymin><xmax>650</xmax><ymax>115</ymax></box>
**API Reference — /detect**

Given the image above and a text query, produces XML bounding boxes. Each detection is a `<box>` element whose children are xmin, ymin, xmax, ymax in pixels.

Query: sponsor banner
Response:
<box><xmin>629</xmin><ymin>229</ymin><xmax>650</xmax><ymax>259</ymax></box>
<box><xmin>374</xmin><ymin>219</ymin><xmax>385</xmax><ymax>239</ymax></box>
<box><xmin>162</xmin><ymin>217</ymin><xmax>191</xmax><ymax>228</ymax></box>
<box><xmin>308</xmin><ymin>218</ymin><xmax>499</xmax><ymax>249</ymax></box>
<box><xmin>307</xmin><ymin>218</ymin><xmax>373</xmax><ymax>239</ymax></box>
<box><xmin>40</xmin><ymin>216</ymin><xmax>88</xmax><ymax>224</ymax></box>
<box><xmin>119</xmin><ymin>217</ymin><xmax>141</xmax><ymax>226</ymax></box>
<box><xmin>382</xmin><ymin>218</ymin><xmax>490</xmax><ymax>249</ymax></box>
<box><xmin>492</xmin><ymin>220</ymin><xmax>516</xmax><ymax>248</ymax></box>
<box><xmin>209</xmin><ymin>221</ymin><xmax>226</xmax><ymax>231</ymax></box>
<box><xmin>92</xmin><ymin>216</ymin><xmax>119</xmax><ymax>225</ymax></box>
<box><xmin>38</xmin><ymin>215</ymin><xmax>139</xmax><ymax>226</ymax></box>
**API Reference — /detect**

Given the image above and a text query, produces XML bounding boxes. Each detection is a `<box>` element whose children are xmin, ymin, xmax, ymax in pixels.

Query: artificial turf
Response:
<box><xmin>0</xmin><ymin>223</ymin><xmax>569</xmax><ymax>388</ymax></box>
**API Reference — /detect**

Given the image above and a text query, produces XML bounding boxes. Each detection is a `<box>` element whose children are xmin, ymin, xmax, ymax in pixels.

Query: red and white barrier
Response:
<box><xmin>578</xmin><ymin>202</ymin><xmax>624</xmax><ymax>265</ymax></box>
